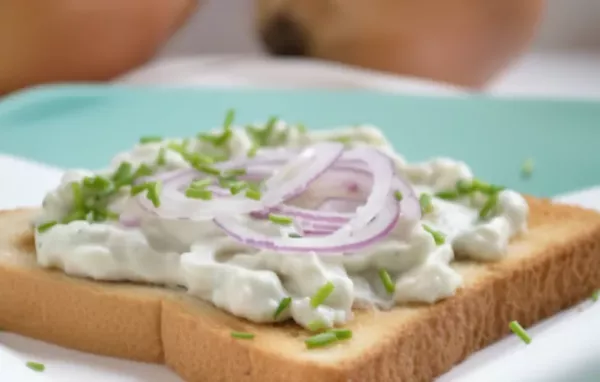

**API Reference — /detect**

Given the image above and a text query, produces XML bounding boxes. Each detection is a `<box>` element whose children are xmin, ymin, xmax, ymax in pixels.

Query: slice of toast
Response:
<box><xmin>1</xmin><ymin>197</ymin><xmax>599</xmax><ymax>382</ymax></box>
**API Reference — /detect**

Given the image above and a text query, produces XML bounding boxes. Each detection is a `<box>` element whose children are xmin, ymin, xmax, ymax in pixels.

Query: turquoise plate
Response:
<box><xmin>0</xmin><ymin>84</ymin><xmax>599</xmax><ymax>197</ymax></box>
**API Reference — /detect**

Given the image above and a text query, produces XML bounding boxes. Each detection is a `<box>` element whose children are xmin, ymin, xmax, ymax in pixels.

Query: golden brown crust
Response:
<box><xmin>0</xmin><ymin>197</ymin><xmax>599</xmax><ymax>381</ymax></box>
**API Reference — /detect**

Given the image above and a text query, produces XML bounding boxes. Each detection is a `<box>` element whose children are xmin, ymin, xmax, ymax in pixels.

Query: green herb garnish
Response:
<box><xmin>394</xmin><ymin>191</ymin><xmax>403</xmax><ymax>201</ymax></box>
<box><xmin>273</xmin><ymin>297</ymin><xmax>292</xmax><ymax>319</ymax></box>
<box><xmin>479</xmin><ymin>192</ymin><xmax>499</xmax><ymax>220</ymax></box>
<box><xmin>268</xmin><ymin>213</ymin><xmax>293</xmax><ymax>226</ymax></box>
<box><xmin>521</xmin><ymin>158</ymin><xmax>534</xmax><ymax>178</ymax></box>
<box><xmin>139</xmin><ymin>136</ymin><xmax>162</xmax><ymax>144</ymax></box>
<box><xmin>310</xmin><ymin>281</ymin><xmax>335</xmax><ymax>308</ymax></box>
<box><xmin>195</xmin><ymin>164</ymin><xmax>221</xmax><ymax>177</ymax></box>
<box><xmin>288</xmin><ymin>233</ymin><xmax>302</xmax><ymax>238</ymax></box>
<box><xmin>229</xmin><ymin>181</ymin><xmax>248</xmax><ymax>195</ymax></box>
<box><xmin>509</xmin><ymin>321</ymin><xmax>531</xmax><ymax>344</ymax></box>
<box><xmin>247</xmin><ymin>145</ymin><xmax>258</xmax><ymax>158</ymax></box>
<box><xmin>224</xmin><ymin>168</ymin><xmax>247</xmax><ymax>177</ymax></box>
<box><xmin>422</xmin><ymin>224</ymin><xmax>445</xmax><ymax>245</ymax></box>
<box><xmin>83</xmin><ymin>175</ymin><xmax>112</xmax><ymax>191</ymax></box>
<box><xmin>185</xmin><ymin>188</ymin><xmax>213</xmax><ymax>200</ymax></box>
<box><xmin>231</xmin><ymin>331</ymin><xmax>255</xmax><ymax>340</ymax></box>
<box><xmin>190</xmin><ymin>179</ymin><xmax>213</xmax><ymax>189</ymax></box>
<box><xmin>37</xmin><ymin>221</ymin><xmax>57</xmax><ymax>233</ymax></box>
<box><xmin>307</xmin><ymin>320</ymin><xmax>328</xmax><ymax>332</ymax></box>
<box><xmin>296</xmin><ymin>123</ymin><xmax>307</xmax><ymax>134</ymax></box>
<box><xmin>146</xmin><ymin>181</ymin><xmax>162</xmax><ymax>207</ymax></box>
<box><xmin>156</xmin><ymin>147</ymin><xmax>167</xmax><ymax>166</ymax></box>
<box><xmin>419</xmin><ymin>193</ymin><xmax>434</xmax><ymax>214</ymax></box>
<box><xmin>305</xmin><ymin>332</ymin><xmax>338</xmax><ymax>349</ymax></box>
<box><xmin>592</xmin><ymin>290</ymin><xmax>599</xmax><ymax>302</ymax></box>
<box><xmin>71</xmin><ymin>182</ymin><xmax>85</xmax><ymax>210</ymax></box>
<box><xmin>26</xmin><ymin>361</ymin><xmax>45</xmax><ymax>372</ymax></box>
<box><xmin>329</xmin><ymin>328</ymin><xmax>352</xmax><ymax>340</ymax></box>
<box><xmin>245</xmin><ymin>189</ymin><xmax>262</xmax><ymax>201</ymax></box>
<box><xmin>133</xmin><ymin>164</ymin><xmax>154</xmax><ymax>179</ymax></box>
<box><xmin>112</xmin><ymin>162</ymin><xmax>133</xmax><ymax>184</ymax></box>
<box><xmin>378</xmin><ymin>269</ymin><xmax>395</xmax><ymax>294</ymax></box>
<box><xmin>435</xmin><ymin>190</ymin><xmax>460</xmax><ymax>200</ymax></box>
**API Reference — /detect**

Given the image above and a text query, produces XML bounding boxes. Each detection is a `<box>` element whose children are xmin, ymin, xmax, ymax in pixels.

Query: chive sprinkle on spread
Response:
<box><xmin>509</xmin><ymin>320</ymin><xmax>531</xmax><ymax>344</ymax></box>
<box><xmin>26</xmin><ymin>361</ymin><xmax>45</xmax><ymax>372</ymax></box>
<box><xmin>422</xmin><ymin>224</ymin><xmax>446</xmax><ymax>245</ymax></box>
<box><xmin>305</xmin><ymin>332</ymin><xmax>338</xmax><ymax>349</ymax></box>
<box><xmin>378</xmin><ymin>269</ymin><xmax>396</xmax><ymax>294</ymax></box>
<box><xmin>268</xmin><ymin>213</ymin><xmax>293</xmax><ymax>226</ymax></box>
<box><xmin>479</xmin><ymin>192</ymin><xmax>499</xmax><ymax>220</ymax></box>
<box><xmin>592</xmin><ymin>290</ymin><xmax>599</xmax><ymax>302</ymax></box>
<box><xmin>419</xmin><ymin>193</ymin><xmax>434</xmax><ymax>214</ymax></box>
<box><xmin>521</xmin><ymin>158</ymin><xmax>534</xmax><ymax>178</ymax></box>
<box><xmin>245</xmin><ymin>189</ymin><xmax>262</xmax><ymax>201</ymax></box>
<box><xmin>185</xmin><ymin>188</ymin><xmax>213</xmax><ymax>200</ymax></box>
<box><xmin>273</xmin><ymin>297</ymin><xmax>292</xmax><ymax>319</ymax></box>
<box><xmin>37</xmin><ymin>221</ymin><xmax>58</xmax><ymax>233</ymax></box>
<box><xmin>310</xmin><ymin>281</ymin><xmax>335</xmax><ymax>308</ymax></box>
<box><xmin>156</xmin><ymin>147</ymin><xmax>167</xmax><ymax>166</ymax></box>
<box><xmin>146</xmin><ymin>181</ymin><xmax>162</xmax><ymax>207</ymax></box>
<box><xmin>329</xmin><ymin>328</ymin><xmax>353</xmax><ymax>340</ymax></box>
<box><xmin>435</xmin><ymin>190</ymin><xmax>460</xmax><ymax>200</ymax></box>
<box><xmin>231</xmin><ymin>331</ymin><xmax>255</xmax><ymax>340</ymax></box>
<box><xmin>288</xmin><ymin>232</ymin><xmax>303</xmax><ymax>238</ymax></box>
<box><xmin>394</xmin><ymin>190</ymin><xmax>403</xmax><ymax>201</ymax></box>
<box><xmin>139</xmin><ymin>136</ymin><xmax>162</xmax><ymax>144</ymax></box>
<box><xmin>307</xmin><ymin>320</ymin><xmax>328</xmax><ymax>332</ymax></box>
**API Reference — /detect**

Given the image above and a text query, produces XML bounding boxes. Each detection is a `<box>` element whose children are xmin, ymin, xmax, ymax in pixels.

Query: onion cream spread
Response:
<box><xmin>34</xmin><ymin>114</ymin><xmax>528</xmax><ymax>330</ymax></box>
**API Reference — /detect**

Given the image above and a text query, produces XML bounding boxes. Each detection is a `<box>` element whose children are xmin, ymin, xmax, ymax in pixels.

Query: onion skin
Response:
<box><xmin>256</xmin><ymin>0</ymin><xmax>545</xmax><ymax>88</ymax></box>
<box><xmin>0</xmin><ymin>0</ymin><xmax>199</xmax><ymax>95</ymax></box>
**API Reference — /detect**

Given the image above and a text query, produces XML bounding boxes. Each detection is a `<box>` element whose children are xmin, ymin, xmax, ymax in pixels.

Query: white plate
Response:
<box><xmin>1</xmin><ymin>154</ymin><xmax>599</xmax><ymax>382</ymax></box>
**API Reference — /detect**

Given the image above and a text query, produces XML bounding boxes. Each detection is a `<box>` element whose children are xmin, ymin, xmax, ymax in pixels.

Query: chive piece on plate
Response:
<box><xmin>329</xmin><ymin>328</ymin><xmax>353</xmax><ymax>341</ymax></box>
<box><xmin>288</xmin><ymin>233</ymin><xmax>302</xmax><ymax>238</ymax></box>
<box><xmin>419</xmin><ymin>193</ymin><xmax>434</xmax><ymax>214</ymax></box>
<box><xmin>394</xmin><ymin>191</ymin><xmax>403</xmax><ymax>201</ymax></box>
<box><xmin>521</xmin><ymin>158</ymin><xmax>534</xmax><ymax>178</ymax></box>
<box><xmin>435</xmin><ymin>190</ymin><xmax>460</xmax><ymax>200</ymax></box>
<box><xmin>37</xmin><ymin>221</ymin><xmax>58</xmax><ymax>233</ymax></box>
<box><xmin>268</xmin><ymin>213</ymin><xmax>293</xmax><ymax>226</ymax></box>
<box><xmin>231</xmin><ymin>331</ymin><xmax>255</xmax><ymax>340</ymax></box>
<box><xmin>273</xmin><ymin>297</ymin><xmax>292</xmax><ymax>319</ymax></box>
<box><xmin>196</xmin><ymin>164</ymin><xmax>221</xmax><ymax>177</ymax></box>
<box><xmin>307</xmin><ymin>320</ymin><xmax>328</xmax><ymax>332</ymax></box>
<box><xmin>146</xmin><ymin>182</ymin><xmax>162</xmax><ymax>207</ymax></box>
<box><xmin>305</xmin><ymin>332</ymin><xmax>338</xmax><ymax>349</ymax></box>
<box><xmin>378</xmin><ymin>269</ymin><xmax>396</xmax><ymax>294</ymax></box>
<box><xmin>509</xmin><ymin>320</ymin><xmax>532</xmax><ymax>344</ymax></box>
<box><xmin>26</xmin><ymin>361</ymin><xmax>45</xmax><ymax>372</ymax></box>
<box><xmin>422</xmin><ymin>224</ymin><xmax>446</xmax><ymax>245</ymax></box>
<box><xmin>310</xmin><ymin>281</ymin><xmax>335</xmax><ymax>308</ymax></box>
<box><xmin>113</xmin><ymin>161</ymin><xmax>133</xmax><ymax>184</ymax></box>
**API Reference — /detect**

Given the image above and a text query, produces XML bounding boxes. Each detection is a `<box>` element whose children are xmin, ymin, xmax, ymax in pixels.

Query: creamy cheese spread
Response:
<box><xmin>34</xmin><ymin>122</ymin><xmax>528</xmax><ymax>329</ymax></box>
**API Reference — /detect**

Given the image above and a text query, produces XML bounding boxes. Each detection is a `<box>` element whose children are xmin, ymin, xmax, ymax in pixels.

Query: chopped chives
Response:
<box><xmin>37</xmin><ymin>221</ymin><xmax>57</xmax><ymax>233</ymax></box>
<box><xmin>479</xmin><ymin>193</ymin><xmax>499</xmax><ymax>219</ymax></box>
<box><xmin>146</xmin><ymin>181</ymin><xmax>162</xmax><ymax>207</ymax></box>
<box><xmin>61</xmin><ymin>210</ymin><xmax>86</xmax><ymax>224</ymax></box>
<box><xmin>185</xmin><ymin>188</ymin><xmax>213</xmax><ymax>200</ymax></box>
<box><xmin>83</xmin><ymin>176</ymin><xmax>111</xmax><ymax>191</ymax></box>
<box><xmin>394</xmin><ymin>191</ymin><xmax>403</xmax><ymax>201</ymax></box>
<box><xmin>224</xmin><ymin>168</ymin><xmax>247</xmax><ymax>177</ymax></box>
<box><xmin>130</xmin><ymin>183</ymin><xmax>149</xmax><ymax>196</ymax></box>
<box><xmin>139</xmin><ymin>136</ymin><xmax>162</xmax><ymax>144</ymax></box>
<box><xmin>521</xmin><ymin>158</ymin><xmax>534</xmax><ymax>178</ymax></box>
<box><xmin>592</xmin><ymin>290</ymin><xmax>599</xmax><ymax>302</ymax></box>
<box><xmin>195</xmin><ymin>164</ymin><xmax>221</xmax><ymax>176</ymax></box>
<box><xmin>231</xmin><ymin>331</ymin><xmax>255</xmax><ymax>340</ymax></box>
<box><xmin>229</xmin><ymin>182</ymin><xmax>248</xmax><ymax>195</ymax></box>
<box><xmin>222</xmin><ymin>109</ymin><xmax>235</xmax><ymax>130</ymax></box>
<box><xmin>509</xmin><ymin>321</ymin><xmax>531</xmax><ymax>344</ymax></box>
<box><xmin>419</xmin><ymin>193</ymin><xmax>434</xmax><ymax>214</ymax></box>
<box><xmin>456</xmin><ymin>179</ymin><xmax>474</xmax><ymax>194</ymax></box>
<box><xmin>264</xmin><ymin>116</ymin><xmax>278</xmax><ymax>137</ymax></box>
<box><xmin>133</xmin><ymin>164</ymin><xmax>154</xmax><ymax>178</ymax></box>
<box><xmin>247</xmin><ymin>145</ymin><xmax>258</xmax><ymax>158</ymax></box>
<box><xmin>268</xmin><ymin>213</ymin><xmax>293</xmax><ymax>226</ymax></box>
<box><xmin>329</xmin><ymin>328</ymin><xmax>352</xmax><ymax>340</ymax></box>
<box><xmin>305</xmin><ymin>332</ymin><xmax>338</xmax><ymax>349</ymax></box>
<box><xmin>296</xmin><ymin>123</ymin><xmax>307</xmax><ymax>134</ymax></box>
<box><xmin>378</xmin><ymin>269</ymin><xmax>395</xmax><ymax>294</ymax></box>
<box><xmin>472</xmin><ymin>179</ymin><xmax>504</xmax><ymax>195</ymax></box>
<box><xmin>245</xmin><ymin>189</ymin><xmax>262</xmax><ymax>201</ymax></box>
<box><xmin>112</xmin><ymin>162</ymin><xmax>133</xmax><ymax>184</ymax></box>
<box><xmin>156</xmin><ymin>147</ymin><xmax>167</xmax><ymax>166</ymax></box>
<box><xmin>288</xmin><ymin>232</ymin><xmax>303</xmax><ymax>238</ymax></box>
<box><xmin>422</xmin><ymin>224</ymin><xmax>445</xmax><ymax>245</ymax></box>
<box><xmin>26</xmin><ymin>361</ymin><xmax>45</xmax><ymax>372</ymax></box>
<box><xmin>71</xmin><ymin>182</ymin><xmax>85</xmax><ymax>210</ymax></box>
<box><xmin>435</xmin><ymin>190</ymin><xmax>460</xmax><ymax>200</ymax></box>
<box><xmin>310</xmin><ymin>281</ymin><xmax>335</xmax><ymax>308</ymax></box>
<box><xmin>273</xmin><ymin>297</ymin><xmax>292</xmax><ymax>319</ymax></box>
<box><xmin>307</xmin><ymin>320</ymin><xmax>328</xmax><ymax>332</ymax></box>
<box><xmin>190</xmin><ymin>179</ymin><xmax>213</xmax><ymax>189</ymax></box>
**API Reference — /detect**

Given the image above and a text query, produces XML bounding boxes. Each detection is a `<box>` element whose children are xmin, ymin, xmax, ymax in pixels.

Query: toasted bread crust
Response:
<box><xmin>0</xmin><ymin>197</ymin><xmax>599</xmax><ymax>381</ymax></box>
